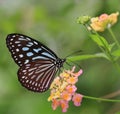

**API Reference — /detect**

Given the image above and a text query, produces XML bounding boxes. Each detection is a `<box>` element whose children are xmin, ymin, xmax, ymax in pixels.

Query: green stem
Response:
<box><xmin>94</xmin><ymin>31</ymin><xmax>114</xmax><ymax>62</ymax></box>
<box><xmin>67</xmin><ymin>53</ymin><xmax>109</xmax><ymax>62</ymax></box>
<box><xmin>107</xmin><ymin>28</ymin><xmax>120</xmax><ymax>71</ymax></box>
<box><xmin>85</xmin><ymin>24</ymin><xmax>109</xmax><ymax>59</ymax></box>
<box><xmin>108</xmin><ymin>27</ymin><xmax>120</xmax><ymax>49</ymax></box>
<box><xmin>85</xmin><ymin>24</ymin><xmax>112</xmax><ymax>61</ymax></box>
<box><xmin>83</xmin><ymin>95</ymin><xmax>120</xmax><ymax>103</ymax></box>
<box><xmin>113</xmin><ymin>61</ymin><xmax>120</xmax><ymax>73</ymax></box>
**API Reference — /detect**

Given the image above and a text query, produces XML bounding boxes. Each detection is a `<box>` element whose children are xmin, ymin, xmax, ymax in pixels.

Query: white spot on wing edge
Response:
<box><xmin>16</xmin><ymin>49</ymin><xmax>19</xmax><ymax>52</ymax></box>
<box><xmin>34</xmin><ymin>41</ymin><xmax>38</xmax><ymax>45</ymax></box>
<box><xmin>24</xmin><ymin>59</ymin><xmax>29</xmax><ymax>64</ymax></box>
<box><xmin>10</xmin><ymin>38</ymin><xmax>14</xmax><ymax>41</ymax></box>
<box><xmin>12</xmin><ymin>35</ymin><xmax>16</xmax><ymax>38</ymax></box>
<box><xmin>19</xmin><ymin>54</ymin><xmax>23</xmax><ymax>58</ymax></box>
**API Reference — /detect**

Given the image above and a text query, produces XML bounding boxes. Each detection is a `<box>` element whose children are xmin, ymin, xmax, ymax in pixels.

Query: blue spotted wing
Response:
<box><xmin>6</xmin><ymin>33</ymin><xmax>65</xmax><ymax>92</ymax></box>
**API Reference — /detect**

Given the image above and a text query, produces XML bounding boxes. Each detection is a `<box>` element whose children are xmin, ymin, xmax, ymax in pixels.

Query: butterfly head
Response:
<box><xmin>56</xmin><ymin>58</ymin><xmax>66</xmax><ymax>68</ymax></box>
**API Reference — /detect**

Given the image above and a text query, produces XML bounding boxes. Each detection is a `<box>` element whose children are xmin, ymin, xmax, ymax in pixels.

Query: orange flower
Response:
<box><xmin>61</xmin><ymin>91</ymin><xmax>72</xmax><ymax>101</ymax></box>
<box><xmin>90</xmin><ymin>12</ymin><xmax>119</xmax><ymax>32</ymax></box>
<box><xmin>52</xmin><ymin>99</ymin><xmax>60</xmax><ymax>110</ymax></box>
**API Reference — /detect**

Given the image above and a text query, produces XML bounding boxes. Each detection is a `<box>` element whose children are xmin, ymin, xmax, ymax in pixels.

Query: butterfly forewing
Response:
<box><xmin>6</xmin><ymin>33</ymin><xmax>65</xmax><ymax>92</ymax></box>
<box><xmin>6</xmin><ymin>33</ymin><xmax>58</xmax><ymax>67</ymax></box>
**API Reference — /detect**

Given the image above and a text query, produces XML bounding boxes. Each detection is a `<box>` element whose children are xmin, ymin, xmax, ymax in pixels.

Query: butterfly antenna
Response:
<box><xmin>65</xmin><ymin>59</ymin><xmax>82</xmax><ymax>69</ymax></box>
<box><xmin>65</xmin><ymin>61</ymin><xmax>72</xmax><ymax>67</ymax></box>
<box><xmin>65</xmin><ymin>50</ymin><xmax>83</xmax><ymax>58</ymax></box>
<box><xmin>64</xmin><ymin>50</ymin><xmax>82</xmax><ymax>69</ymax></box>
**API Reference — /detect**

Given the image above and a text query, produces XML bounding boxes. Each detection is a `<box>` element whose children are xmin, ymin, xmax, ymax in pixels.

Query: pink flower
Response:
<box><xmin>60</xmin><ymin>100</ymin><xmax>69</xmax><ymax>112</ymax></box>
<box><xmin>67</xmin><ymin>66</ymin><xmax>83</xmax><ymax>78</ymax></box>
<box><xmin>72</xmin><ymin>93</ymin><xmax>83</xmax><ymax>106</ymax></box>
<box><xmin>74</xmin><ymin>69</ymin><xmax>83</xmax><ymax>77</ymax></box>
<box><xmin>66</xmin><ymin>85</ymin><xmax>77</xmax><ymax>94</ymax></box>
<box><xmin>99</xmin><ymin>14</ymin><xmax>108</xmax><ymax>21</ymax></box>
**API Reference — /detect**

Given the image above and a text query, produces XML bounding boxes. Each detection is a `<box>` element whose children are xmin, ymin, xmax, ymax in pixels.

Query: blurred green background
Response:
<box><xmin>0</xmin><ymin>0</ymin><xmax>120</xmax><ymax>114</ymax></box>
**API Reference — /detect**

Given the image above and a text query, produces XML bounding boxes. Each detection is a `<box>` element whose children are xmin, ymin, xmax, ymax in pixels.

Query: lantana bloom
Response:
<box><xmin>48</xmin><ymin>66</ymin><xmax>83</xmax><ymax>112</ymax></box>
<box><xmin>90</xmin><ymin>12</ymin><xmax>119</xmax><ymax>32</ymax></box>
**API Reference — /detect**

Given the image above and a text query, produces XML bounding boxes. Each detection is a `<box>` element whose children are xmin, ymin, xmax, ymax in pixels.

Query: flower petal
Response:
<box><xmin>61</xmin><ymin>91</ymin><xmax>72</xmax><ymax>101</ymax></box>
<box><xmin>67</xmin><ymin>76</ymin><xmax>78</xmax><ymax>84</ymax></box>
<box><xmin>52</xmin><ymin>99</ymin><xmax>60</xmax><ymax>110</ymax></box>
<box><xmin>60</xmin><ymin>100</ymin><xmax>69</xmax><ymax>112</ymax></box>
<box><xmin>66</xmin><ymin>85</ymin><xmax>77</xmax><ymax>94</ymax></box>
<box><xmin>90</xmin><ymin>12</ymin><xmax>119</xmax><ymax>32</ymax></box>
<box><xmin>72</xmin><ymin>93</ymin><xmax>83</xmax><ymax>106</ymax></box>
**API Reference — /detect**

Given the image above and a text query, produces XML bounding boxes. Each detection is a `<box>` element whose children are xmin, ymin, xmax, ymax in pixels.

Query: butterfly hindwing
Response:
<box><xmin>18</xmin><ymin>60</ymin><xmax>58</xmax><ymax>92</ymax></box>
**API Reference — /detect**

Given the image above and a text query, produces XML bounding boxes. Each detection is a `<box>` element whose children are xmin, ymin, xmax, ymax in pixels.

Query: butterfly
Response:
<box><xmin>6</xmin><ymin>33</ymin><xmax>66</xmax><ymax>92</ymax></box>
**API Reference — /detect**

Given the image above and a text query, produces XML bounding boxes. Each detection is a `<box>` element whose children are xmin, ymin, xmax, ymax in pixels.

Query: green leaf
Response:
<box><xmin>112</xmin><ymin>49</ymin><xmax>120</xmax><ymax>57</ymax></box>
<box><xmin>89</xmin><ymin>34</ymin><xmax>109</xmax><ymax>49</ymax></box>
<box><xmin>108</xmin><ymin>43</ymin><xmax>116</xmax><ymax>52</ymax></box>
<box><xmin>67</xmin><ymin>53</ymin><xmax>109</xmax><ymax>62</ymax></box>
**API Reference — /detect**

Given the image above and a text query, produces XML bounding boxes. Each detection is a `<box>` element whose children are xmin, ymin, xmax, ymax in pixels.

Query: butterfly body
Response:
<box><xmin>6</xmin><ymin>33</ymin><xmax>65</xmax><ymax>92</ymax></box>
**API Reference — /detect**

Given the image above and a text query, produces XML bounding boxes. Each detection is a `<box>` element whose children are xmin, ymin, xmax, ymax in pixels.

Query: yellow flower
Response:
<box><xmin>60</xmin><ymin>81</ymin><xmax>68</xmax><ymax>92</ymax></box>
<box><xmin>50</xmin><ymin>77</ymin><xmax>61</xmax><ymax>89</ymax></box>
<box><xmin>90</xmin><ymin>12</ymin><xmax>119</xmax><ymax>32</ymax></box>
<box><xmin>48</xmin><ymin>94</ymin><xmax>54</xmax><ymax>101</ymax></box>
<box><xmin>48</xmin><ymin>91</ymin><xmax>61</xmax><ymax>101</ymax></box>
<box><xmin>108</xmin><ymin>12</ymin><xmax>119</xmax><ymax>25</ymax></box>
<box><xmin>60</xmin><ymin>72</ymin><xmax>70</xmax><ymax>78</ymax></box>
<box><xmin>67</xmin><ymin>76</ymin><xmax>78</xmax><ymax>84</ymax></box>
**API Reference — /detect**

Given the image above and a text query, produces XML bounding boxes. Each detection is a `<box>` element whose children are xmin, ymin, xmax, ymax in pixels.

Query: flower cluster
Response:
<box><xmin>90</xmin><ymin>12</ymin><xmax>119</xmax><ymax>32</ymax></box>
<box><xmin>48</xmin><ymin>66</ymin><xmax>83</xmax><ymax>112</ymax></box>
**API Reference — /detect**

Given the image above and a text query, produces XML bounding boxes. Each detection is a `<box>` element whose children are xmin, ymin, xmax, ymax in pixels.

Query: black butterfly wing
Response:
<box><xmin>18</xmin><ymin>60</ymin><xmax>58</xmax><ymax>92</ymax></box>
<box><xmin>6</xmin><ymin>33</ymin><xmax>61</xmax><ymax>92</ymax></box>
<box><xmin>6</xmin><ymin>33</ymin><xmax>58</xmax><ymax>67</ymax></box>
